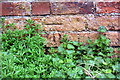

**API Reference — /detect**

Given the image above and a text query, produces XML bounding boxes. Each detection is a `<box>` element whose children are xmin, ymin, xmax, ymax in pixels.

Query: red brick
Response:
<box><xmin>0</xmin><ymin>3</ymin><xmax>2</xmax><ymax>16</ymax></box>
<box><xmin>96</xmin><ymin>2</ymin><xmax>120</xmax><ymax>13</ymax></box>
<box><xmin>86</xmin><ymin>15</ymin><xmax>120</xmax><ymax>31</ymax></box>
<box><xmin>51</xmin><ymin>2</ymin><xmax>94</xmax><ymax>14</ymax></box>
<box><xmin>105</xmin><ymin>32</ymin><xmax>120</xmax><ymax>46</ymax></box>
<box><xmin>2</xmin><ymin>2</ymin><xmax>31</xmax><ymax>16</ymax></box>
<box><xmin>42</xmin><ymin>15</ymin><xmax>86</xmax><ymax>31</ymax></box>
<box><xmin>32</xmin><ymin>2</ymin><xmax>50</xmax><ymax>15</ymax></box>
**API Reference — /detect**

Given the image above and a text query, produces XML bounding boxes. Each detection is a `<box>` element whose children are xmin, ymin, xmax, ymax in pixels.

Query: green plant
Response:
<box><xmin>1</xmin><ymin>19</ymin><xmax>120</xmax><ymax>79</ymax></box>
<box><xmin>2</xmin><ymin>19</ymin><xmax>45</xmax><ymax>53</ymax></box>
<box><xmin>1</xmin><ymin>19</ymin><xmax>46</xmax><ymax>78</ymax></box>
<box><xmin>57</xmin><ymin>26</ymin><xmax>120</xmax><ymax>79</ymax></box>
<box><xmin>97</xmin><ymin>26</ymin><xmax>107</xmax><ymax>33</ymax></box>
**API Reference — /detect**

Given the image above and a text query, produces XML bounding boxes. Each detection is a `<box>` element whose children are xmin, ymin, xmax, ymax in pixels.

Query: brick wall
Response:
<box><xmin>0</xmin><ymin>0</ymin><xmax>120</xmax><ymax>53</ymax></box>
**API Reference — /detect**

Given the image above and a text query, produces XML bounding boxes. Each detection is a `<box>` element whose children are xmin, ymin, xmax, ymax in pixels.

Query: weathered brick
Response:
<box><xmin>51</xmin><ymin>2</ymin><xmax>80</xmax><ymax>14</ymax></box>
<box><xmin>0</xmin><ymin>5</ymin><xmax>1</xmax><ymax>16</ymax></box>
<box><xmin>51</xmin><ymin>2</ymin><xmax>94</xmax><ymax>14</ymax></box>
<box><xmin>41</xmin><ymin>32</ymin><xmax>120</xmax><ymax>47</ymax></box>
<box><xmin>42</xmin><ymin>15</ymin><xmax>86</xmax><ymax>31</ymax></box>
<box><xmin>86</xmin><ymin>15</ymin><xmax>120</xmax><ymax>31</ymax></box>
<box><xmin>96</xmin><ymin>2</ymin><xmax>120</xmax><ymax>13</ymax></box>
<box><xmin>0</xmin><ymin>2</ymin><xmax>2</xmax><ymax>16</ymax></box>
<box><xmin>42</xmin><ymin>15</ymin><xmax>119</xmax><ymax>31</ymax></box>
<box><xmin>4</xmin><ymin>15</ymin><xmax>119</xmax><ymax>31</ymax></box>
<box><xmin>105</xmin><ymin>32</ymin><xmax>120</xmax><ymax>46</ymax></box>
<box><xmin>34</xmin><ymin>15</ymin><xmax>119</xmax><ymax>31</ymax></box>
<box><xmin>78</xmin><ymin>2</ymin><xmax>94</xmax><ymax>14</ymax></box>
<box><xmin>32</xmin><ymin>2</ymin><xmax>50</xmax><ymax>15</ymax></box>
<box><xmin>2</xmin><ymin>2</ymin><xmax>31</xmax><ymax>16</ymax></box>
<box><xmin>43</xmin><ymin>25</ymin><xmax>65</xmax><ymax>31</ymax></box>
<box><xmin>4</xmin><ymin>16</ymin><xmax>86</xmax><ymax>31</ymax></box>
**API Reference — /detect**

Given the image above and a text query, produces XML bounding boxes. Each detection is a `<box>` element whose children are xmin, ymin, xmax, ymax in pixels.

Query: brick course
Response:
<box><xmin>4</xmin><ymin>15</ymin><xmax>119</xmax><ymax>31</ymax></box>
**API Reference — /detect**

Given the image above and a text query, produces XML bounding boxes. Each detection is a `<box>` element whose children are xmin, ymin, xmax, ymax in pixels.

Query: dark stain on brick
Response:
<box><xmin>78</xmin><ymin>2</ymin><xmax>94</xmax><ymax>14</ymax></box>
<box><xmin>51</xmin><ymin>2</ymin><xmax>79</xmax><ymax>14</ymax></box>
<box><xmin>51</xmin><ymin>2</ymin><xmax>94</xmax><ymax>14</ymax></box>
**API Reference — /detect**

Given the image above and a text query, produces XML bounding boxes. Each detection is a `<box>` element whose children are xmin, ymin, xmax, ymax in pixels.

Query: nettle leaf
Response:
<box><xmin>75</xmin><ymin>66</ymin><xmax>83</xmax><ymax>75</ymax></box>
<box><xmin>117</xmin><ymin>73</ymin><xmax>120</xmax><ymax>79</ymax></box>
<box><xmin>104</xmin><ymin>69</ymin><xmax>112</xmax><ymax>73</ymax></box>
<box><xmin>87</xmin><ymin>60</ymin><xmax>95</xmax><ymax>66</ymax></box>
<box><xmin>95</xmin><ymin>57</ymin><xmax>104</xmax><ymax>64</ymax></box>
<box><xmin>66</xmin><ymin>59</ymin><xmax>72</xmax><ymax>63</ymax></box>
<box><xmin>58</xmin><ymin>46</ymin><xmax>64</xmax><ymax>52</ymax></box>
<box><xmin>112</xmin><ymin>63</ymin><xmax>120</xmax><ymax>72</ymax></box>
<box><xmin>100</xmin><ymin>35</ymin><xmax>107</xmax><ymax>41</ymax></box>
<box><xmin>102</xmin><ymin>61</ymin><xmax>108</xmax><ymax>65</ymax></box>
<box><xmin>67</xmin><ymin>70</ymin><xmax>77</xmax><ymax>77</ymax></box>
<box><xmin>105</xmin><ymin>39</ymin><xmax>110</xmax><ymax>45</ymax></box>
<box><xmin>72</xmin><ymin>41</ymin><xmax>79</xmax><ymax>46</ymax></box>
<box><xmin>106</xmin><ymin>47</ymin><xmax>114</xmax><ymax>52</ymax></box>
<box><xmin>105</xmin><ymin>73</ymin><xmax>116</xmax><ymax>78</ymax></box>
<box><xmin>66</xmin><ymin>63</ymin><xmax>75</xmax><ymax>68</ymax></box>
<box><xmin>97</xmin><ymin>74</ymin><xmax>106</xmax><ymax>78</ymax></box>
<box><xmin>59</xmin><ymin>60</ymin><xmax>64</xmax><ymax>63</ymax></box>
<box><xmin>87</xmin><ymin>39</ymin><xmax>92</xmax><ymax>44</ymax></box>
<box><xmin>107</xmin><ymin>53</ymin><xmax>114</xmax><ymax>56</ymax></box>
<box><xmin>94</xmin><ymin>39</ymin><xmax>99</xmax><ymax>44</ymax></box>
<box><xmin>67</xmin><ymin>44</ymin><xmax>75</xmax><ymax>49</ymax></box>
<box><xmin>78</xmin><ymin>46</ymin><xmax>86</xmax><ymax>50</ymax></box>
<box><xmin>66</xmin><ymin>50</ymin><xmax>75</xmax><ymax>54</ymax></box>
<box><xmin>76</xmin><ymin>51</ymin><xmax>81</xmax><ymax>54</ymax></box>
<box><xmin>97</xmin><ymin>26</ymin><xmax>107</xmax><ymax>32</ymax></box>
<box><xmin>87</xmin><ymin>49</ymin><xmax>93</xmax><ymax>54</ymax></box>
<box><xmin>98</xmin><ymin>52</ymin><xmax>105</xmax><ymax>56</ymax></box>
<box><xmin>85</xmin><ymin>76</ymin><xmax>91</xmax><ymax>78</ymax></box>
